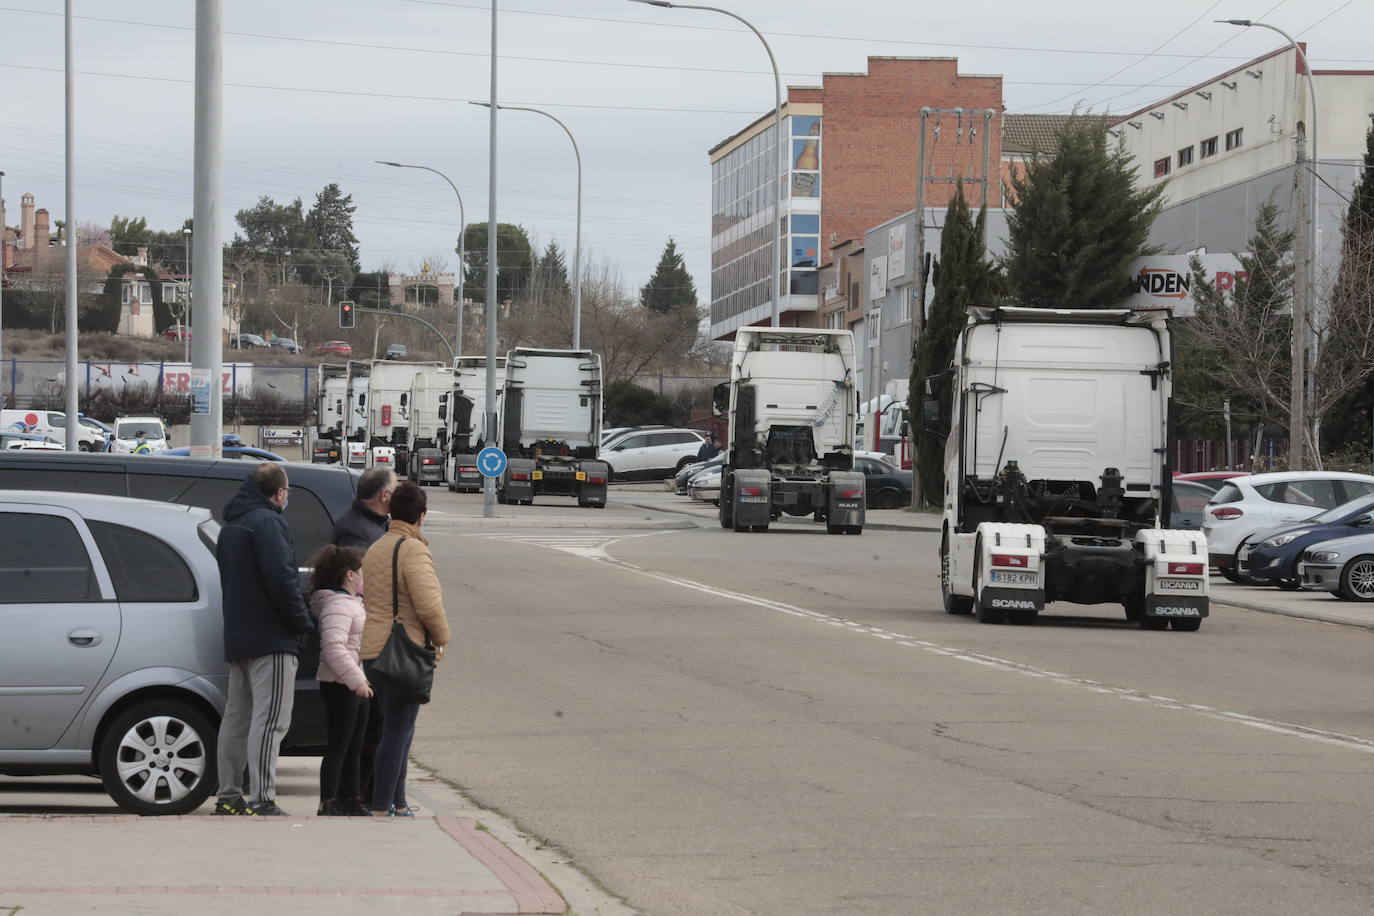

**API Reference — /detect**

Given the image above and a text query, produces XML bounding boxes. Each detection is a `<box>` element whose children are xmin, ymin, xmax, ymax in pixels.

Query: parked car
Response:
<box><xmin>8</xmin><ymin>439</ymin><xmax>65</xmax><ymax>451</ymax></box>
<box><xmin>269</xmin><ymin>337</ymin><xmax>301</xmax><ymax>354</ymax></box>
<box><xmin>599</xmin><ymin>428</ymin><xmax>706</xmax><ymax>480</ymax></box>
<box><xmin>79</xmin><ymin>416</ymin><xmax>114</xmax><ymax>451</ymax></box>
<box><xmin>1298</xmin><ymin>532</ymin><xmax>1374</xmax><ymax>600</ymax></box>
<box><xmin>164</xmin><ymin>445</ymin><xmax>286</xmax><ymax>461</ymax></box>
<box><xmin>233</xmin><ymin>333</ymin><xmax>268</xmax><ymax>349</ymax></box>
<box><xmin>0</xmin><ymin>490</ymin><xmax>224</xmax><ymax>815</ymax></box>
<box><xmin>1</xmin><ymin>431</ymin><xmax>61</xmax><ymax>450</ymax></box>
<box><xmin>1174</xmin><ymin>470</ymin><xmax>1248</xmax><ymax>494</ymax></box>
<box><xmin>2</xmin><ymin>409</ymin><xmax>107</xmax><ymax>451</ymax></box>
<box><xmin>385</xmin><ymin>343</ymin><xmax>408</xmax><ymax>360</ymax></box>
<box><xmin>110</xmin><ymin>415</ymin><xmax>170</xmax><ymax>454</ymax></box>
<box><xmin>855</xmin><ymin>451</ymin><xmax>912</xmax><ymax>509</ymax></box>
<box><xmin>676</xmin><ymin>452</ymin><xmax>724</xmax><ymax>495</ymax></box>
<box><xmin>1202</xmin><ymin>471</ymin><xmax>1374</xmax><ymax>581</ymax></box>
<box><xmin>318</xmin><ymin>340</ymin><xmax>353</xmax><ymax>357</ymax></box>
<box><xmin>1169</xmin><ymin>479</ymin><xmax>1214</xmax><ymax>532</ymax></box>
<box><xmin>1238</xmin><ymin>495</ymin><xmax>1374</xmax><ymax>588</ymax></box>
<box><xmin>162</xmin><ymin>324</ymin><xmax>192</xmax><ymax>341</ymax></box>
<box><xmin>687</xmin><ymin>462</ymin><xmax>722</xmax><ymax>503</ymax></box>
<box><xmin>0</xmin><ymin>451</ymin><xmax>363</xmax><ymax>754</ymax></box>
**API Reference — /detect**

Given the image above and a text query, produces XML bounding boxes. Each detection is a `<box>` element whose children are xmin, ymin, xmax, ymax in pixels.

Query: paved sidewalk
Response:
<box><xmin>0</xmin><ymin>756</ymin><xmax>628</xmax><ymax>915</ymax></box>
<box><xmin>1208</xmin><ymin>578</ymin><xmax>1374</xmax><ymax>630</ymax></box>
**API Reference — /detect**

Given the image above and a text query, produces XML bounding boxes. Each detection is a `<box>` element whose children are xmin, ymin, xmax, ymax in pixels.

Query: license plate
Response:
<box><xmin>739</xmin><ymin>495</ymin><xmax>766</xmax><ymax>503</ymax></box>
<box><xmin>990</xmin><ymin>571</ymin><xmax>1036</xmax><ymax>585</ymax></box>
<box><xmin>1157</xmin><ymin>579</ymin><xmax>1201</xmax><ymax>591</ymax></box>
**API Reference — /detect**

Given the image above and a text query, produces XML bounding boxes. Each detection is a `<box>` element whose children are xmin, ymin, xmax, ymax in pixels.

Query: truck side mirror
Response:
<box><xmin>438</xmin><ymin>403</ymin><xmax>447</xmax><ymax>421</ymax></box>
<box><xmin>921</xmin><ymin>397</ymin><xmax>940</xmax><ymax>432</ymax></box>
<box><xmin>712</xmin><ymin>382</ymin><xmax>729</xmax><ymax>418</ymax></box>
<box><xmin>400</xmin><ymin>392</ymin><xmax>408</xmax><ymax>407</ymax></box>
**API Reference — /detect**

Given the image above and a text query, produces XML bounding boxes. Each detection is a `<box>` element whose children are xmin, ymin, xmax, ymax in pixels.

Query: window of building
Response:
<box><xmin>789</xmin><ymin>270</ymin><xmax>819</xmax><ymax>296</ymax></box>
<box><xmin>1177</xmin><ymin>146</ymin><xmax>1194</xmax><ymax>167</ymax></box>
<box><xmin>1225</xmin><ymin>128</ymin><xmax>1243</xmax><ymax>151</ymax></box>
<box><xmin>1200</xmin><ymin>136</ymin><xmax>1218</xmax><ymax>158</ymax></box>
<box><xmin>901</xmin><ymin>289</ymin><xmax>913</xmax><ymax>325</ymax></box>
<box><xmin>791</xmin><ymin>214</ymin><xmax>820</xmax><ymax>235</ymax></box>
<box><xmin>121</xmin><ymin>282</ymin><xmax>132</xmax><ymax>305</ymax></box>
<box><xmin>790</xmin><ymin>172</ymin><xmax>820</xmax><ymax>198</ymax></box>
<box><xmin>848</xmin><ymin>280</ymin><xmax>859</xmax><ymax>311</ymax></box>
<box><xmin>163</xmin><ymin>282</ymin><xmax>177</xmax><ymax>303</ymax></box>
<box><xmin>824</xmin><ymin>310</ymin><xmax>842</xmax><ymax>330</ymax></box>
<box><xmin>790</xmin><ymin>115</ymin><xmax>820</xmax><ymax>137</ymax></box>
<box><xmin>139</xmin><ymin>283</ymin><xmax>152</xmax><ymax>305</ymax></box>
<box><xmin>1153</xmin><ymin>157</ymin><xmax>1170</xmax><ymax>178</ymax></box>
<box><xmin>790</xmin><ymin>237</ymin><xmax>819</xmax><ymax>268</ymax></box>
<box><xmin>792</xmin><ymin>137</ymin><xmax>820</xmax><ymax>171</ymax></box>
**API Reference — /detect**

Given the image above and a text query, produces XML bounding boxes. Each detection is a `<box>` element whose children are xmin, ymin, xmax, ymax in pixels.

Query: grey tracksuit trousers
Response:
<box><xmin>215</xmin><ymin>652</ymin><xmax>298</xmax><ymax>804</ymax></box>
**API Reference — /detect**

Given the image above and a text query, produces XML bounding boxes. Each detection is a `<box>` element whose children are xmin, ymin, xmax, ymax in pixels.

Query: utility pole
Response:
<box><xmin>1223</xmin><ymin>398</ymin><xmax>1233</xmax><ymax>470</ymax></box>
<box><xmin>191</xmin><ymin>0</ymin><xmax>223</xmax><ymax>458</ymax></box>
<box><xmin>483</xmin><ymin>0</ymin><xmax>498</xmax><ymax>518</ymax></box>
<box><xmin>63</xmin><ymin>0</ymin><xmax>78</xmax><ymax>450</ymax></box>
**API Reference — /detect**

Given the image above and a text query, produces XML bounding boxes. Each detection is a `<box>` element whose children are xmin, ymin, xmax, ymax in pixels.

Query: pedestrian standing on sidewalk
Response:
<box><xmin>332</xmin><ymin>467</ymin><xmax>395</xmax><ymax>550</ymax></box>
<box><xmin>330</xmin><ymin>466</ymin><xmax>395</xmax><ymax>804</ymax></box>
<box><xmin>360</xmin><ymin>482</ymin><xmax>450</xmax><ymax>817</ymax></box>
<box><xmin>308</xmin><ymin>544</ymin><xmax>374</xmax><ymax>817</ymax></box>
<box><xmin>214</xmin><ymin>463</ymin><xmax>314</xmax><ymax>817</ymax></box>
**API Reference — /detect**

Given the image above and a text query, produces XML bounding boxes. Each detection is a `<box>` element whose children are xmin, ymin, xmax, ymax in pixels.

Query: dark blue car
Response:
<box><xmin>1241</xmin><ymin>495</ymin><xmax>1374</xmax><ymax>588</ymax></box>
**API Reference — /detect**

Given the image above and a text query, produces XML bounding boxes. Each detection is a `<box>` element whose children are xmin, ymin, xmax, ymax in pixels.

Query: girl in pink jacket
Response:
<box><xmin>308</xmin><ymin>545</ymin><xmax>373</xmax><ymax>816</ymax></box>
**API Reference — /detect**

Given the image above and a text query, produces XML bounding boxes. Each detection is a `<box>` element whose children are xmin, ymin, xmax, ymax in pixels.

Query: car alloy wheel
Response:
<box><xmin>99</xmin><ymin>700</ymin><xmax>216</xmax><ymax>816</ymax></box>
<box><xmin>1339</xmin><ymin>556</ymin><xmax>1374</xmax><ymax>601</ymax></box>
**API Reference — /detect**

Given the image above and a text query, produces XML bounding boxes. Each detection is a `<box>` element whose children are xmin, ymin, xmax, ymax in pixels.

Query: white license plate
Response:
<box><xmin>739</xmin><ymin>496</ymin><xmax>767</xmax><ymax>503</ymax></box>
<box><xmin>990</xmin><ymin>571</ymin><xmax>1037</xmax><ymax>585</ymax></box>
<box><xmin>1157</xmin><ymin>578</ymin><xmax>1202</xmax><ymax>591</ymax></box>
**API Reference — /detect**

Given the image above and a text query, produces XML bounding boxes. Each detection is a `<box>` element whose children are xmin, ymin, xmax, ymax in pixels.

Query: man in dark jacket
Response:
<box><xmin>696</xmin><ymin>433</ymin><xmax>719</xmax><ymax>462</ymax></box>
<box><xmin>214</xmin><ymin>462</ymin><xmax>313</xmax><ymax>817</ymax></box>
<box><xmin>331</xmin><ymin>467</ymin><xmax>394</xmax><ymax>549</ymax></box>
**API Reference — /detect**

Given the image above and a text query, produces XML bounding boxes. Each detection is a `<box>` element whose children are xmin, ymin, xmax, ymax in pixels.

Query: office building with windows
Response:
<box><xmin>708</xmin><ymin>57</ymin><xmax>1003</xmax><ymax>341</ymax></box>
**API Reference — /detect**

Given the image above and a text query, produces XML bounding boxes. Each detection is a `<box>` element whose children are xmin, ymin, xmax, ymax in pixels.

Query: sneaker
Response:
<box><xmin>340</xmin><ymin>798</ymin><xmax>372</xmax><ymax>817</ymax></box>
<box><xmin>317</xmin><ymin>799</ymin><xmax>347</xmax><ymax>817</ymax></box>
<box><xmin>388</xmin><ymin>805</ymin><xmax>419</xmax><ymax>818</ymax></box>
<box><xmin>251</xmin><ymin>800</ymin><xmax>289</xmax><ymax>817</ymax></box>
<box><xmin>213</xmin><ymin>795</ymin><xmax>256</xmax><ymax>816</ymax></box>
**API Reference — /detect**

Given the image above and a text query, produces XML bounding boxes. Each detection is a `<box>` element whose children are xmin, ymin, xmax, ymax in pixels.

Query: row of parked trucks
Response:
<box><xmin>314</xmin><ymin>349</ymin><xmax>609</xmax><ymax>508</ymax></box>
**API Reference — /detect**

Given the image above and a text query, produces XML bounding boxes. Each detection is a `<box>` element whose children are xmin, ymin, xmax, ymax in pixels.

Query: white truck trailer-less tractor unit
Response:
<box><xmin>406</xmin><ymin>366</ymin><xmax>454</xmax><ymax>485</ymax></box>
<box><xmin>365</xmin><ymin>360</ymin><xmax>444</xmax><ymax>475</ymax></box>
<box><xmin>498</xmin><ymin>348</ymin><xmax>608</xmax><ymax>508</ymax></box>
<box><xmin>313</xmin><ymin>363</ymin><xmax>349</xmax><ymax>463</ymax></box>
<box><xmin>445</xmin><ymin>356</ymin><xmax>506</xmax><ymax>493</ymax></box>
<box><xmin>936</xmin><ymin>307</ymin><xmax>1208</xmax><ymax>630</ymax></box>
<box><xmin>716</xmin><ymin>328</ymin><xmax>866</xmax><ymax>534</ymax></box>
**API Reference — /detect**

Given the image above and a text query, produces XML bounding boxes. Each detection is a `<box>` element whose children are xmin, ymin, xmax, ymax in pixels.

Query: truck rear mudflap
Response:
<box><xmin>974</xmin><ymin>522</ymin><xmax>1047</xmax><ymax>624</ymax></box>
<box><xmin>1136</xmin><ymin>529</ymin><xmax>1210</xmax><ymax>631</ymax></box>
<box><xmin>449</xmin><ymin>453</ymin><xmax>482</xmax><ymax>492</ymax></box>
<box><xmin>411</xmin><ymin>448</ymin><xmax>444</xmax><ymax>485</ymax></box>
<box><xmin>575</xmin><ymin>460</ymin><xmax>609</xmax><ymax>508</ymax></box>
<box><xmin>825</xmin><ymin>470</ymin><xmax>865</xmax><ymax>534</ymax></box>
<box><xmin>729</xmin><ymin>468</ymin><xmax>772</xmax><ymax>531</ymax></box>
<box><xmin>501</xmin><ymin>457</ymin><xmax>537</xmax><ymax>505</ymax></box>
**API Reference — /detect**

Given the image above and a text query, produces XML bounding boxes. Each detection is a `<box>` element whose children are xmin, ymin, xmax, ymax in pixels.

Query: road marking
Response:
<box><xmin>486</xmin><ymin>532</ymin><xmax>1374</xmax><ymax>758</ymax></box>
<box><xmin>465</xmin><ymin>530</ymin><xmax>674</xmax><ymax>558</ymax></box>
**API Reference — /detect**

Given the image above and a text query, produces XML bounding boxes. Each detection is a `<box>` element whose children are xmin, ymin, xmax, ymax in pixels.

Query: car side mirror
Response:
<box><xmin>1356</xmin><ymin>514</ymin><xmax>1373</xmax><ymax>527</ymax></box>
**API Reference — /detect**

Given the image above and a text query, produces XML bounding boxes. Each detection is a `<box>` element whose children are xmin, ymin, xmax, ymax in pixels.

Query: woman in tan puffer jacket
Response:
<box><xmin>360</xmin><ymin>481</ymin><xmax>450</xmax><ymax>816</ymax></box>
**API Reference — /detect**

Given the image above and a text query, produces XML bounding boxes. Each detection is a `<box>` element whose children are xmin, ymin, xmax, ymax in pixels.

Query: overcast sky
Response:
<box><xmin>2</xmin><ymin>0</ymin><xmax>1370</xmax><ymax>297</ymax></box>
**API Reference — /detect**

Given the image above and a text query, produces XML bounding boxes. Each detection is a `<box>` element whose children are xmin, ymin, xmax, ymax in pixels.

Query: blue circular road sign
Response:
<box><xmin>476</xmin><ymin>446</ymin><xmax>508</xmax><ymax>478</ymax></box>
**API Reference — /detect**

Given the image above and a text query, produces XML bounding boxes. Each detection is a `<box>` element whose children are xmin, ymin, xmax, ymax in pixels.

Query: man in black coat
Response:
<box><xmin>697</xmin><ymin>433</ymin><xmax>720</xmax><ymax>462</ymax></box>
<box><xmin>213</xmin><ymin>462</ymin><xmax>313</xmax><ymax>817</ymax></box>
<box><xmin>331</xmin><ymin>467</ymin><xmax>394</xmax><ymax>549</ymax></box>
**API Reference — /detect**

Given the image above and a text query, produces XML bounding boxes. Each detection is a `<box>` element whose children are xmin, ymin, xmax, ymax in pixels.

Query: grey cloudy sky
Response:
<box><xmin>2</xmin><ymin>0</ymin><xmax>1370</xmax><ymax>297</ymax></box>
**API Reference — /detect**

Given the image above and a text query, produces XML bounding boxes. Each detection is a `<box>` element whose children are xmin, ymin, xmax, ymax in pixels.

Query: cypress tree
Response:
<box><xmin>640</xmin><ymin>238</ymin><xmax>697</xmax><ymax>313</ymax></box>
<box><xmin>1004</xmin><ymin>117</ymin><xmax>1164</xmax><ymax>308</ymax></box>
<box><xmin>909</xmin><ymin>181</ymin><xmax>992</xmax><ymax>506</ymax></box>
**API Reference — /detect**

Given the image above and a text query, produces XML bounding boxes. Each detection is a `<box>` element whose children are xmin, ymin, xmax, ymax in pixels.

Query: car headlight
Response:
<box><xmin>1307</xmin><ymin>551</ymin><xmax>1340</xmax><ymax>562</ymax></box>
<box><xmin>1261</xmin><ymin>533</ymin><xmax>1300</xmax><ymax>547</ymax></box>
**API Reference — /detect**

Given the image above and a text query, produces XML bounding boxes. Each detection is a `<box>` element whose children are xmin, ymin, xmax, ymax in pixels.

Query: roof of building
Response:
<box><xmin>1001</xmin><ymin>114</ymin><xmax>1101</xmax><ymax>154</ymax></box>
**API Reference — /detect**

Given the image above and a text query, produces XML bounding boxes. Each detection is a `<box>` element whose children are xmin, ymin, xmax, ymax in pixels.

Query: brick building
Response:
<box><xmin>708</xmin><ymin>56</ymin><xmax>1004</xmax><ymax>341</ymax></box>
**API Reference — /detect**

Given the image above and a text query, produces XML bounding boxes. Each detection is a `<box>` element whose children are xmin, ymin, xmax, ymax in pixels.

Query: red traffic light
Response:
<box><xmin>338</xmin><ymin>300</ymin><xmax>355</xmax><ymax>329</ymax></box>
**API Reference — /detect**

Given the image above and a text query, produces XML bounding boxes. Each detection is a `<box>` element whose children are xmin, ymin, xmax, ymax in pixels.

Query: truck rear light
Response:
<box><xmin>1167</xmin><ymin>562</ymin><xmax>1204</xmax><ymax>576</ymax></box>
<box><xmin>991</xmin><ymin>554</ymin><xmax>1029</xmax><ymax>568</ymax></box>
<box><xmin>422</xmin><ymin>458</ymin><xmax>438</xmax><ymax>465</ymax></box>
<box><xmin>839</xmin><ymin>488</ymin><xmax>863</xmax><ymax>499</ymax></box>
<box><xmin>510</xmin><ymin>472</ymin><xmax>529</xmax><ymax>481</ymax></box>
<box><xmin>739</xmin><ymin>486</ymin><xmax>762</xmax><ymax>497</ymax></box>
<box><xmin>1210</xmin><ymin>506</ymin><xmax>1243</xmax><ymax>519</ymax></box>
<box><xmin>587</xmin><ymin>476</ymin><xmax>606</xmax><ymax>485</ymax></box>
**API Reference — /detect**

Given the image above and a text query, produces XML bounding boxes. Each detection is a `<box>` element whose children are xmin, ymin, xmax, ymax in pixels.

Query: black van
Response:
<box><xmin>0</xmin><ymin>451</ymin><xmax>361</xmax><ymax>750</ymax></box>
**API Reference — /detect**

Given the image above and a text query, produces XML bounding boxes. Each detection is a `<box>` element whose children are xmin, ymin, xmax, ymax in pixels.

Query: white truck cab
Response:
<box><xmin>935</xmin><ymin>307</ymin><xmax>1208</xmax><ymax>630</ymax></box>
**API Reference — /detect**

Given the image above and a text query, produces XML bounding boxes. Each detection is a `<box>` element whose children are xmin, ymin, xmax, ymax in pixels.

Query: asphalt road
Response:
<box><xmin>415</xmin><ymin>488</ymin><xmax>1374</xmax><ymax>915</ymax></box>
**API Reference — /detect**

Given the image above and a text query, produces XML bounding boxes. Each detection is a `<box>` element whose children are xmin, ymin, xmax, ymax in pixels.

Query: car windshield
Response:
<box><xmin>116</xmin><ymin>421</ymin><xmax>161</xmax><ymax>439</ymax></box>
<box><xmin>1311</xmin><ymin>496</ymin><xmax>1374</xmax><ymax>524</ymax></box>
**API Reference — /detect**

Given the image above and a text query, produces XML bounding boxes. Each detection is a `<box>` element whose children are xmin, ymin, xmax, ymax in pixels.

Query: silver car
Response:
<box><xmin>0</xmin><ymin>490</ymin><xmax>224</xmax><ymax>815</ymax></box>
<box><xmin>1298</xmin><ymin>532</ymin><xmax>1374</xmax><ymax>600</ymax></box>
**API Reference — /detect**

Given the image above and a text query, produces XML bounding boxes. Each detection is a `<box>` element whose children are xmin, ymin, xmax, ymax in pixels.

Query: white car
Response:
<box><xmin>599</xmin><ymin>428</ymin><xmax>706</xmax><ymax>481</ymax></box>
<box><xmin>1</xmin><ymin>409</ymin><xmax>104</xmax><ymax>451</ymax></box>
<box><xmin>1203</xmin><ymin>471</ymin><xmax>1374</xmax><ymax>581</ymax></box>
<box><xmin>111</xmin><ymin>416</ymin><xmax>170</xmax><ymax>454</ymax></box>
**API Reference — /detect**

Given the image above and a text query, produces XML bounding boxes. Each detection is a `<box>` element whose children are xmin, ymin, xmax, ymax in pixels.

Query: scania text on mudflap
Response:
<box><xmin>934</xmin><ymin>307</ymin><xmax>1208</xmax><ymax>631</ymax></box>
<box><xmin>715</xmin><ymin>328</ymin><xmax>864</xmax><ymax>535</ymax></box>
<box><xmin>497</xmin><ymin>348</ymin><xmax>608</xmax><ymax>509</ymax></box>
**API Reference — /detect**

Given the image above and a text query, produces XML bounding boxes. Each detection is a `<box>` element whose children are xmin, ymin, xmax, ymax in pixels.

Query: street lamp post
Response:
<box><xmin>182</xmin><ymin>227</ymin><xmax>192</xmax><ymax>363</ymax></box>
<box><xmin>63</xmin><ymin>0</ymin><xmax>78</xmax><ymax>451</ymax></box>
<box><xmin>375</xmin><ymin>161</ymin><xmax>466</xmax><ymax>357</ymax></box>
<box><xmin>1219</xmin><ymin>19</ymin><xmax>1319</xmax><ymax>469</ymax></box>
<box><xmin>471</xmin><ymin>102</ymin><xmax>582</xmax><ymax>349</ymax></box>
<box><xmin>630</xmin><ymin>0</ymin><xmax>784</xmax><ymax>328</ymax></box>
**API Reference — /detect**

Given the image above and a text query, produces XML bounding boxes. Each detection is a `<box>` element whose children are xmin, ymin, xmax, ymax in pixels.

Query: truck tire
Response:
<box><xmin>751</xmin><ymin>524</ymin><xmax>769</xmax><ymax>533</ymax></box>
<box><xmin>941</xmin><ymin>532</ymin><xmax>974</xmax><ymax>615</ymax></box>
<box><xmin>1171</xmin><ymin>618</ymin><xmax>1202</xmax><ymax>632</ymax></box>
<box><xmin>719</xmin><ymin>476</ymin><xmax>734</xmax><ymax>529</ymax></box>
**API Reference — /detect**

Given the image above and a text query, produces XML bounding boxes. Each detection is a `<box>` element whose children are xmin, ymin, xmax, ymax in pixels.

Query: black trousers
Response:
<box><xmin>318</xmin><ymin>681</ymin><xmax>370</xmax><ymax>801</ymax></box>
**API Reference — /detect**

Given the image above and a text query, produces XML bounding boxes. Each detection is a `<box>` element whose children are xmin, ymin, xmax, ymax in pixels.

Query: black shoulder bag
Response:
<box><xmin>367</xmin><ymin>536</ymin><xmax>437</xmax><ymax>704</ymax></box>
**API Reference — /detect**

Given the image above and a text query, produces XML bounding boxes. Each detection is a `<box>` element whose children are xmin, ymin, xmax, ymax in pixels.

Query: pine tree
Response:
<box><xmin>534</xmin><ymin>241</ymin><xmax>571</xmax><ymax>298</ymax></box>
<box><xmin>1004</xmin><ymin>117</ymin><xmax>1164</xmax><ymax>308</ymax></box>
<box><xmin>909</xmin><ymin>182</ymin><xmax>992</xmax><ymax>506</ymax></box>
<box><xmin>640</xmin><ymin>238</ymin><xmax>697</xmax><ymax>313</ymax></box>
<box><xmin>306</xmin><ymin>183</ymin><xmax>360</xmax><ymax>271</ymax></box>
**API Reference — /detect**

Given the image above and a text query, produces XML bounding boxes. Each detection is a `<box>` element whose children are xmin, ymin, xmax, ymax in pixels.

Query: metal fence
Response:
<box><xmin>3</xmin><ymin>358</ymin><xmax>314</xmax><ymax>404</ymax></box>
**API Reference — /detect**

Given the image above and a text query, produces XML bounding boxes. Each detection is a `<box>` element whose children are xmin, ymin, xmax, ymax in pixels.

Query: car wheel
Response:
<box><xmin>1338</xmin><ymin>556</ymin><xmax>1374</xmax><ymax>601</ymax></box>
<box><xmin>99</xmin><ymin>699</ymin><xmax>216</xmax><ymax>816</ymax></box>
<box><xmin>1220</xmin><ymin>567</ymin><xmax>1244</xmax><ymax>583</ymax></box>
<box><xmin>1275</xmin><ymin>577</ymin><xmax>1302</xmax><ymax>591</ymax></box>
<box><xmin>873</xmin><ymin>488</ymin><xmax>901</xmax><ymax>510</ymax></box>
<box><xmin>942</xmin><ymin>531</ymin><xmax>974</xmax><ymax>615</ymax></box>
<box><xmin>79</xmin><ymin>441</ymin><xmax>92</xmax><ymax>452</ymax></box>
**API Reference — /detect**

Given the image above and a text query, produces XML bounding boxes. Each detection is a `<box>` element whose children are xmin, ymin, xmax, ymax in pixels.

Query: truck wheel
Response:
<box><xmin>1123</xmin><ymin>594</ymin><xmax>1144</xmax><ymax>622</ymax></box>
<box><xmin>941</xmin><ymin>532</ymin><xmax>974</xmax><ymax>615</ymax></box>
<box><xmin>1140</xmin><ymin>617</ymin><xmax>1168</xmax><ymax>630</ymax></box>
<box><xmin>1171</xmin><ymin>618</ymin><xmax>1202</xmax><ymax>632</ymax></box>
<box><xmin>972</xmin><ymin>539</ymin><xmax>1004</xmax><ymax>624</ymax></box>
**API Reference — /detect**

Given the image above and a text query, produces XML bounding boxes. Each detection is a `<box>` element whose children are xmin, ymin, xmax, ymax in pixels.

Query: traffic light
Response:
<box><xmin>338</xmin><ymin>300</ymin><xmax>355</xmax><ymax>329</ymax></box>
